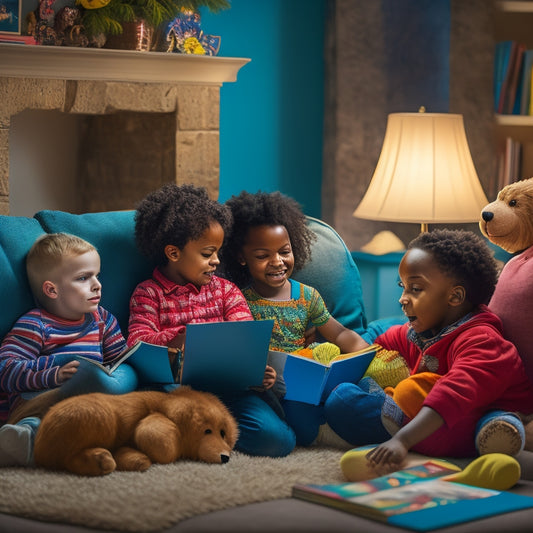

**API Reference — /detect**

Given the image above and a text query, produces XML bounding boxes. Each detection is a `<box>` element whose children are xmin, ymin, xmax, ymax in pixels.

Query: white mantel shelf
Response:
<box><xmin>0</xmin><ymin>43</ymin><xmax>250</xmax><ymax>85</ymax></box>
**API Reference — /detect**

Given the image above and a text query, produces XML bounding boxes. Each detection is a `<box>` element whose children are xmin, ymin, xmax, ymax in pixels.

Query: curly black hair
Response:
<box><xmin>134</xmin><ymin>183</ymin><xmax>232</xmax><ymax>266</ymax></box>
<box><xmin>221</xmin><ymin>191</ymin><xmax>317</xmax><ymax>288</ymax></box>
<box><xmin>408</xmin><ymin>229</ymin><xmax>498</xmax><ymax>306</ymax></box>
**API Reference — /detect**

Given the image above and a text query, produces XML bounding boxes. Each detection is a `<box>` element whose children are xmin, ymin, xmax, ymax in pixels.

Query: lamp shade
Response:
<box><xmin>353</xmin><ymin>112</ymin><xmax>489</xmax><ymax>225</ymax></box>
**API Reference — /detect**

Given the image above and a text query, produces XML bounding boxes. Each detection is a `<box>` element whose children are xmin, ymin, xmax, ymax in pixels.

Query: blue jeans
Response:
<box><xmin>324</xmin><ymin>382</ymin><xmax>391</xmax><ymax>446</ymax></box>
<box><xmin>222</xmin><ymin>392</ymin><xmax>296</xmax><ymax>457</ymax></box>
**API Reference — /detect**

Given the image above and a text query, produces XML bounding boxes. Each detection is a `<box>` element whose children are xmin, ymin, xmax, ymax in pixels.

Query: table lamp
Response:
<box><xmin>353</xmin><ymin>109</ymin><xmax>489</xmax><ymax>232</ymax></box>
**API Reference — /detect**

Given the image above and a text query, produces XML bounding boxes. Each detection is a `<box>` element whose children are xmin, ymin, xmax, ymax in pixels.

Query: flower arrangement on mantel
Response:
<box><xmin>29</xmin><ymin>0</ymin><xmax>229</xmax><ymax>51</ymax></box>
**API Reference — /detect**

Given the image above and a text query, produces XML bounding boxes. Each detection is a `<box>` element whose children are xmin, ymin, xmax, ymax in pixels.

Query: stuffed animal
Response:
<box><xmin>33</xmin><ymin>386</ymin><xmax>239</xmax><ymax>476</ymax></box>
<box><xmin>480</xmin><ymin>176</ymin><xmax>533</xmax><ymax>451</ymax></box>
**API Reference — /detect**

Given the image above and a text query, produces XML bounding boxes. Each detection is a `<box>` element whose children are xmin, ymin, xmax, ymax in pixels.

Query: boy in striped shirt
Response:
<box><xmin>0</xmin><ymin>233</ymin><xmax>128</xmax><ymax>466</ymax></box>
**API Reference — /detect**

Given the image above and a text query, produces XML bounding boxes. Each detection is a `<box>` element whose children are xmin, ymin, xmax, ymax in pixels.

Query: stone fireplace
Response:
<box><xmin>0</xmin><ymin>44</ymin><xmax>249</xmax><ymax>216</ymax></box>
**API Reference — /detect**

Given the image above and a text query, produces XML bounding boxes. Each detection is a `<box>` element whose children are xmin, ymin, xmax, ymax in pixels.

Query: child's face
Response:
<box><xmin>164</xmin><ymin>221</ymin><xmax>224</xmax><ymax>288</ymax></box>
<box><xmin>398</xmin><ymin>247</ymin><xmax>463</xmax><ymax>336</ymax></box>
<box><xmin>45</xmin><ymin>250</ymin><xmax>102</xmax><ymax>320</ymax></box>
<box><xmin>239</xmin><ymin>225</ymin><xmax>294</xmax><ymax>298</ymax></box>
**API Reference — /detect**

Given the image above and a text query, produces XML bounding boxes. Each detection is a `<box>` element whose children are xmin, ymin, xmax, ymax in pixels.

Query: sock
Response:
<box><xmin>380</xmin><ymin>395</ymin><xmax>406</xmax><ymax>436</ymax></box>
<box><xmin>443</xmin><ymin>453</ymin><xmax>521</xmax><ymax>491</ymax></box>
<box><xmin>363</xmin><ymin>348</ymin><xmax>410</xmax><ymax>389</ymax></box>
<box><xmin>340</xmin><ymin>445</ymin><xmax>460</xmax><ymax>482</ymax></box>
<box><xmin>475</xmin><ymin>410</ymin><xmax>525</xmax><ymax>456</ymax></box>
<box><xmin>312</xmin><ymin>423</ymin><xmax>352</xmax><ymax>449</ymax></box>
<box><xmin>0</xmin><ymin>416</ymin><xmax>40</xmax><ymax>467</ymax></box>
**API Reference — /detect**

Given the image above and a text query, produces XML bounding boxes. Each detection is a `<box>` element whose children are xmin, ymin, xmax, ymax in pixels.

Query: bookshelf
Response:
<box><xmin>494</xmin><ymin>1</ymin><xmax>533</xmax><ymax>182</ymax></box>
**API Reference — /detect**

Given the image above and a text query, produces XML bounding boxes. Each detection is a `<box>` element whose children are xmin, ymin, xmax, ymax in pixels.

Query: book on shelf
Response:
<box><xmin>80</xmin><ymin>319</ymin><xmax>275</xmax><ymax>394</ymax></box>
<box><xmin>494</xmin><ymin>40</ymin><xmax>514</xmax><ymax>112</ymax></box>
<box><xmin>519</xmin><ymin>49</ymin><xmax>533</xmax><ymax>115</ymax></box>
<box><xmin>267</xmin><ymin>343</ymin><xmax>378</xmax><ymax>405</ymax></box>
<box><xmin>0</xmin><ymin>35</ymin><xmax>37</xmax><ymax>45</ymax></box>
<box><xmin>292</xmin><ymin>461</ymin><xmax>533</xmax><ymax>532</ymax></box>
<box><xmin>506</xmin><ymin>42</ymin><xmax>526</xmax><ymax>114</ymax></box>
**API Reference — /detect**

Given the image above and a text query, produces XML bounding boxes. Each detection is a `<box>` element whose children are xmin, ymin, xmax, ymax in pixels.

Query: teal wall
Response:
<box><xmin>201</xmin><ymin>0</ymin><xmax>325</xmax><ymax>218</ymax></box>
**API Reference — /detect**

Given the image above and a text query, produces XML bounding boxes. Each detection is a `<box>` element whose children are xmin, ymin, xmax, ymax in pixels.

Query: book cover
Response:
<box><xmin>78</xmin><ymin>341</ymin><xmax>179</xmax><ymax>384</ymax></box>
<box><xmin>268</xmin><ymin>344</ymin><xmax>378</xmax><ymax>405</ymax></box>
<box><xmin>292</xmin><ymin>461</ymin><xmax>533</xmax><ymax>531</ymax></box>
<box><xmin>179</xmin><ymin>319</ymin><xmax>275</xmax><ymax>394</ymax></box>
<box><xmin>494</xmin><ymin>40</ymin><xmax>513</xmax><ymax>112</ymax></box>
<box><xmin>497</xmin><ymin>40</ymin><xmax>517</xmax><ymax>113</ymax></box>
<box><xmin>506</xmin><ymin>42</ymin><xmax>526</xmax><ymax>114</ymax></box>
<box><xmin>519</xmin><ymin>49</ymin><xmax>533</xmax><ymax>115</ymax></box>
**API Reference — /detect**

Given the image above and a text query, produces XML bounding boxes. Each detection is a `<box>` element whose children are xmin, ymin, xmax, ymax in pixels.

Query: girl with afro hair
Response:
<box><xmin>222</xmin><ymin>190</ymin><xmax>369</xmax><ymax>446</ymax></box>
<box><xmin>127</xmin><ymin>184</ymin><xmax>295</xmax><ymax>458</ymax></box>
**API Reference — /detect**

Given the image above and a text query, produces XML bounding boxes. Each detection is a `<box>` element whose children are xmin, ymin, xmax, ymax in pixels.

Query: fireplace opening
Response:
<box><xmin>9</xmin><ymin>109</ymin><xmax>176</xmax><ymax>217</ymax></box>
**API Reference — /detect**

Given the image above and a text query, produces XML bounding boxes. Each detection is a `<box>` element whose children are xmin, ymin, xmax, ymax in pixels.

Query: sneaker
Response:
<box><xmin>0</xmin><ymin>416</ymin><xmax>40</xmax><ymax>467</ymax></box>
<box><xmin>475</xmin><ymin>411</ymin><xmax>525</xmax><ymax>457</ymax></box>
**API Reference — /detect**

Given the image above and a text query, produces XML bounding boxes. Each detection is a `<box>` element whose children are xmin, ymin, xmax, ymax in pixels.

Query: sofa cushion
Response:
<box><xmin>34</xmin><ymin>210</ymin><xmax>153</xmax><ymax>335</ymax></box>
<box><xmin>0</xmin><ymin>215</ymin><xmax>46</xmax><ymax>339</ymax></box>
<box><xmin>293</xmin><ymin>217</ymin><xmax>367</xmax><ymax>334</ymax></box>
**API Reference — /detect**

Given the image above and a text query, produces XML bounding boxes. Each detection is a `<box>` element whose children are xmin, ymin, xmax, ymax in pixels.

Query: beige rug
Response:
<box><xmin>0</xmin><ymin>447</ymin><xmax>346</xmax><ymax>532</ymax></box>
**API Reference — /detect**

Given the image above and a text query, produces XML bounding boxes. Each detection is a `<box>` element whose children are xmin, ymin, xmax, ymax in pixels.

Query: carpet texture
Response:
<box><xmin>0</xmin><ymin>447</ymin><xmax>346</xmax><ymax>532</ymax></box>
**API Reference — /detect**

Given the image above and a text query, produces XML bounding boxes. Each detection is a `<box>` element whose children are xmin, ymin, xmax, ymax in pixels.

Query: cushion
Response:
<box><xmin>293</xmin><ymin>217</ymin><xmax>367</xmax><ymax>334</ymax></box>
<box><xmin>34</xmin><ymin>210</ymin><xmax>153</xmax><ymax>335</ymax></box>
<box><xmin>0</xmin><ymin>215</ymin><xmax>46</xmax><ymax>339</ymax></box>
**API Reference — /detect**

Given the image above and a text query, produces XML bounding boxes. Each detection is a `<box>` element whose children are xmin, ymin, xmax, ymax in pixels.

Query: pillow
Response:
<box><xmin>34</xmin><ymin>210</ymin><xmax>153</xmax><ymax>335</ymax></box>
<box><xmin>293</xmin><ymin>217</ymin><xmax>367</xmax><ymax>334</ymax></box>
<box><xmin>0</xmin><ymin>215</ymin><xmax>45</xmax><ymax>339</ymax></box>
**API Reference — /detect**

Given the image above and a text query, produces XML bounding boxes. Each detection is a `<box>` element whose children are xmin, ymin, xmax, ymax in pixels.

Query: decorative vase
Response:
<box><xmin>104</xmin><ymin>20</ymin><xmax>153</xmax><ymax>51</ymax></box>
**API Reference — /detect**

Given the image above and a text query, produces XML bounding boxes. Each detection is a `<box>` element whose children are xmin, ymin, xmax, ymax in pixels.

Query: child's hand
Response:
<box><xmin>168</xmin><ymin>331</ymin><xmax>186</xmax><ymax>350</ymax></box>
<box><xmin>304</xmin><ymin>326</ymin><xmax>317</xmax><ymax>347</ymax></box>
<box><xmin>365</xmin><ymin>437</ymin><xmax>408</xmax><ymax>469</ymax></box>
<box><xmin>262</xmin><ymin>365</ymin><xmax>277</xmax><ymax>390</ymax></box>
<box><xmin>57</xmin><ymin>360</ymin><xmax>80</xmax><ymax>384</ymax></box>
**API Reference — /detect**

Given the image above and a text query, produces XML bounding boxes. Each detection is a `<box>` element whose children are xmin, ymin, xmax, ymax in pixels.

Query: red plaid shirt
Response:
<box><xmin>127</xmin><ymin>268</ymin><xmax>253</xmax><ymax>347</ymax></box>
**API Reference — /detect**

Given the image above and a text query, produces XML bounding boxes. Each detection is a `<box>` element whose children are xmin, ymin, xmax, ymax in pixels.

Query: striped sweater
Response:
<box><xmin>0</xmin><ymin>306</ymin><xmax>126</xmax><ymax>423</ymax></box>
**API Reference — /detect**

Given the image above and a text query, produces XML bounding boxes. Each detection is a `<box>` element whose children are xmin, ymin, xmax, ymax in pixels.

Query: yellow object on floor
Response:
<box><xmin>340</xmin><ymin>446</ymin><xmax>520</xmax><ymax>491</ymax></box>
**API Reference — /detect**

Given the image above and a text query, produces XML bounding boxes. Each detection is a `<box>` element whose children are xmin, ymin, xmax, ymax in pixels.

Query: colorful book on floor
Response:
<box><xmin>267</xmin><ymin>344</ymin><xmax>378</xmax><ymax>405</ymax></box>
<box><xmin>80</xmin><ymin>319</ymin><xmax>275</xmax><ymax>393</ymax></box>
<box><xmin>292</xmin><ymin>461</ymin><xmax>533</xmax><ymax>532</ymax></box>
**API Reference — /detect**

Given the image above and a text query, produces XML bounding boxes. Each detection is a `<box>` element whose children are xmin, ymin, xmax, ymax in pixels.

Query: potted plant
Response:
<box><xmin>77</xmin><ymin>0</ymin><xmax>229</xmax><ymax>49</ymax></box>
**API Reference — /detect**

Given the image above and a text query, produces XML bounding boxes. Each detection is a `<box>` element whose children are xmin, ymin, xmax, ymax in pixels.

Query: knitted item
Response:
<box><xmin>381</xmin><ymin>395</ymin><xmax>405</xmax><ymax>436</ymax></box>
<box><xmin>363</xmin><ymin>347</ymin><xmax>410</xmax><ymax>389</ymax></box>
<box><xmin>311</xmin><ymin>342</ymin><xmax>341</xmax><ymax>364</ymax></box>
<box><xmin>340</xmin><ymin>447</ymin><xmax>520</xmax><ymax>491</ymax></box>
<box><xmin>387</xmin><ymin>372</ymin><xmax>441</xmax><ymax>419</ymax></box>
<box><xmin>475</xmin><ymin>410</ymin><xmax>526</xmax><ymax>457</ymax></box>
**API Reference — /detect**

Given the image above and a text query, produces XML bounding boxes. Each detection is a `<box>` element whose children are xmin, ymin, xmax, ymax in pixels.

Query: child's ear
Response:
<box><xmin>238</xmin><ymin>254</ymin><xmax>246</xmax><ymax>266</ymax></box>
<box><xmin>42</xmin><ymin>281</ymin><xmax>58</xmax><ymax>299</ymax></box>
<box><xmin>449</xmin><ymin>285</ymin><xmax>466</xmax><ymax>306</ymax></box>
<box><xmin>165</xmin><ymin>245</ymin><xmax>180</xmax><ymax>262</ymax></box>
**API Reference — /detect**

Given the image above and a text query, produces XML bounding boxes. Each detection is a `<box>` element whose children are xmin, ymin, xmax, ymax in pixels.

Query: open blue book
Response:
<box><xmin>79</xmin><ymin>319</ymin><xmax>275</xmax><ymax>394</ymax></box>
<box><xmin>293</xmin><ymin>461</ymin><xmax>533</xmax><ymax>531</ymax></box>
<box><xmin>267</xmin><ymin>344</ymin><xmax>378</xmax><ymax>405</ymax></box>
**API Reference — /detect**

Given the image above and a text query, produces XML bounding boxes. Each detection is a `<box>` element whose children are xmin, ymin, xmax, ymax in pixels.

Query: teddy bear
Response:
<box><xmin>480</xmin><ymin>176</ymin><xmax>533</xmax><ymax>451</ymax></box>
<box><xmin>33</xmin><ymin>386</ymin><xmax>239</xmax><ymax>476</ymax></box>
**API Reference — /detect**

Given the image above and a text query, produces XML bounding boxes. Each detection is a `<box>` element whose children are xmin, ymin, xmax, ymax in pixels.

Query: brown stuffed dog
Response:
<box><xmin>480</xmin><ymin>176</ymin><xmax>533</xmax><ymax>450</ymax></box>
<box><xmin>33</xmin><ymin>386</ymin><xmax>239</xmax><ymax>476</ymax></box>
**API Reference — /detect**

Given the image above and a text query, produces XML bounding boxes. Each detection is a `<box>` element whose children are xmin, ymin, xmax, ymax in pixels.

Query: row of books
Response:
<box><xmin>494</xmin><ymin>40</ymin><xmax>533</xmax><ymax>115</ymax></box>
